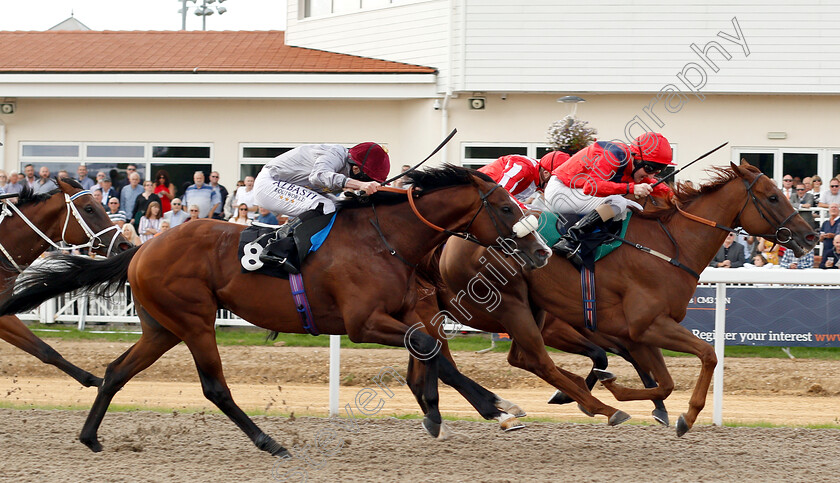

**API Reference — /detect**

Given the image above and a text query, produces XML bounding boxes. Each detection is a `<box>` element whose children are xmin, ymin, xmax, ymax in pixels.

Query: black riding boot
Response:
<box><xmin>553</xmin><ymin>210</ymin><xmax>610</xmax><ymax>265</ymax></box>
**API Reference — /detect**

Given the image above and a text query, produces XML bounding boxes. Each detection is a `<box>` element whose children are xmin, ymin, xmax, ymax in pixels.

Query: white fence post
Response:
<box><xmin>329</xmin><ymin>334</ymin><xmax>340</xmax><ymax>417</ymax></box>
<box><xmin>712</xmin><ymin>282</ymin><xmax>726</xmax><ymax>426</ymax></box>
<box><xmin>77</xmin><ymin>295</ymin><xmax>88</xmax><ymax>331</ymax></box>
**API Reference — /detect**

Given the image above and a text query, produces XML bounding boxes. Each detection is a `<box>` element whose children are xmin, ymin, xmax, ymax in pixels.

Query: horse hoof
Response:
<box><xmin>495</xmin><ymin>398</ymin><xmax>527</xmax><ymax>417</ymax></box>
<box><xmin>547</xmin><ymin>390</ymin><xmax>574</xmax><ymax>405</ymax></box>
<box><xmin>676</xmin><ymin>414</ymin><xmax>690</xmax><ymax>437</ymax></box>
<box><xmin>499</xmin><ymin>413</ymin><xmax>525</xmax><ymax>432</ymax></box>
<box><xmin>422</xmin><ymin>416</ymin><xmax>441</xmax><ymax>438</ymax></box>
<box><xmin>273</xmin><ymin>448</ymin><xmax>291</xmax><ymax>458</ymax></box>
<box><xmin>652</xmin><ymin>408</ymin><xmax>670</xmax><ymax>427</ymax></box>
<box><xmin>80</xmin><ymin>436</ymin><xmax>103</xmax><ymax>453</ymax></box>
<box><xmin>577</xmin><ymin>403</ymin><xmax>595</xmax><ymax>417</ymax></box>
<box><xmin>608</xmin><ymin>410</ymin><xmax>631</xmax><ymax>426</ymax></box>
<box><xmin>593</xmin><ymin>368</ymin><xmax>616</xmax><ymax>381</ymax></box>
<box><xmin>437</xmin><ymin>421</ymin><xmax>453</xmax><ymax>440</ymax></box>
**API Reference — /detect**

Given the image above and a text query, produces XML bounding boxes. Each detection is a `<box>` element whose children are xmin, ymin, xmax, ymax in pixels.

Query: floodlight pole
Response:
<box><xmin>181</xmin><ymin>0</ymin><xmax>188</xmax><ymax>30</ymax></box>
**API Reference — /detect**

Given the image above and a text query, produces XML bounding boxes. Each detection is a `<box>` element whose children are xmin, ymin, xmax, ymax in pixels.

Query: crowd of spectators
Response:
<box><xmin>0</xmin><ymin>163</ymin><xmax>290</xmax><ymax>247</ymax></box>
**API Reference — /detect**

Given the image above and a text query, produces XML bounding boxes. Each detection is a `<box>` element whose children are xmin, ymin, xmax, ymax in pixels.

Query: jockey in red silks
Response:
<box><xmin>479</xmin><ymin>151</ymin><xmax>570</xmax><ymax>208</ymax></box>
<box><xmin>547</xmin><ymin>132</ymin><xmax>674</xmax><ymax>264</ymax></box>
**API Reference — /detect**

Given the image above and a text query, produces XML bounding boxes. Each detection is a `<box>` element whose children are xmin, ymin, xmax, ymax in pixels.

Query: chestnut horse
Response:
<box><xmin>0</xmin><ymin>178</ymin><xmax>130</xmax><ymax>387</ymax></box>
<box><xmin>0</xmin><ymin>166</ymin><xmax>551</xmax><ymax>456</ymax></box>
<box><xmin>434</xmin><ymin>162</ymin><xmax>816</xmax><ymax>435</ymax></box>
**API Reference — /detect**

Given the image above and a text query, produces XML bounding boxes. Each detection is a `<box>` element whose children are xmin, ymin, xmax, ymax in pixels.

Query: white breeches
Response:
<box><xmin>254</xmin><ymin>170</ymin><xmax>337</xmax><ymax>217</ymax></box>
<box><xmin>544</xmin><ymin>177</ymin><xmax>642</xmax><ymax>220</ymax></box>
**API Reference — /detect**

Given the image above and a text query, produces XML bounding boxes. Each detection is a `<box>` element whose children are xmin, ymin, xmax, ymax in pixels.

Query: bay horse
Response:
<box><xmin>0</xmin><ymin>166</ymin><xmax>551</xmax><ymax>456</ymax></box>
<box><xmin>435</xmin><ymin>162</ymin><xmax>817</xmax><ymax>435</ymax></box>
<box><xmin>0</xmin><ymin>178</ymin><xmax>130</xmax><ymax>388</ymax></box>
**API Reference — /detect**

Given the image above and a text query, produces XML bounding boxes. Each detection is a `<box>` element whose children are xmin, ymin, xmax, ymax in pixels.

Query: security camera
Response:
<box><xmin>433</xmin><ymin>99</ymin><xmax>442</xmax><ymax>110</ymax></box>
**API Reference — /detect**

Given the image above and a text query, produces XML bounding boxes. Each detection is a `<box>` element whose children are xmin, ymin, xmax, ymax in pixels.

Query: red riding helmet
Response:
<box><xmin>539</xmin><ymin>151</ymin><xmax>571</xmax><ymax>173</ymax></box>
<box><xmin>629</xmin><ymin>133</ymin><xmax>675</xmax><ymax>166</ymax></box>
<box><xmin>348</xmin><ymin>142</ymin><xmax>391</xmax><ymax>183</ymax></box>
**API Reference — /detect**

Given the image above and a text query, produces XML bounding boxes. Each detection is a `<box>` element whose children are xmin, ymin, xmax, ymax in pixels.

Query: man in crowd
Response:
<box><xmin>120</xmin><ymin>172</ymin><xmax>143</xmax><ymax>218</ymax></box>
<box><xmin>709</xmin><ymin>232</ymin><xmax>745</xmax><ymax>268</ymax></box>
<box><xmin>116</xmin><ymin>164</ymin><xmax>138</xmax><ymax>191</ymax></box>
<box><xmin>4</xmin><ymin>171</ymin><xmax>22</xmax><ymax>195</ymax></box>
<box><xmin>235</xmin><ymin>175</ymin><xmax>257</xmax><ymax>219</ymax></box>
<box><xmin>33</xmin><ymin>166</ymin><xmax>57</xmax><ymax>194</ymax></box>
<box><xmin>208</xmin><ymin>171</ymin><xmax>228</xmax><ymax>220</ymax></box>
<box><xmin>793</xmin><ymin>183</ymin><xmax>816</xmax><ymax>227</ymax></box>
<box><xmin>780</xmin><ymin>174</ymin><xmax>795</xmax><ymax>201</ymax></box>
<box><xmin>106</xmin><ymin>197</ymin><xmax>127</xmax><ymax>228</ymax></box>
<box><xmin>100</xmin><ymin>177</ymin><xmax>117</xmax><ymax>203</ymax></box>
<box><xmin>163</xmin><ymin>198</ymin><xmax>189</xmax><ymax>227</ymax></box>
<box><xmin>23</xmin><ymin>164</ymin><xmax>37</xmax><ymax>190</ymax></box>
<box><xmin>76</xmin><ymin>164</ymin><xmax>95</xmax><ymax>190</ymax></box>
<box><xmin>820</xmin><ymin>235</ymin><xmax>840</xmax><ymax>269</ymax></box>
<box><xmin>780</xmin><ymin>248</ymin><xmax>813</xmax><ymax>269</ymax></box>
<box><xmin>818</xmin><ymin>179</ymin><xmax>840</xmax><ymax>207</ymax></box>
<box><xmin>255</xmin><ymin>206</ymin><xmax>279</xmax><ymax>225</ymax></box>
<box><xmin>182</xmin><ymin>171</ymin><xmax>220</xmax><ymax>219</ymax></box>
<box><xmin>819</xmin><ymin>203</ymin><xmax>840</xmax><ymax>255</ymax></box>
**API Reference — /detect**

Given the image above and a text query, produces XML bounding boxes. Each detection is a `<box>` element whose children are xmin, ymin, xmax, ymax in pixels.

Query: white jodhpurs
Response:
<box><xmin>254</xmin><ymin>170</ymin><xmax>337</xmax><ymax>217</ymax></box>
<box><xmin>544</xmin><ymin>177</ymin><xmax>642</xmax><ymax>220</ymax></box>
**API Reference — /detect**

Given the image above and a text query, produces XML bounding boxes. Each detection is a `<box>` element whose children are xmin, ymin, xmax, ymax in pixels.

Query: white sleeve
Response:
<box><xmin>308</xmin><ymin>146</ymin><xmax>349</xmax><ymax>191</ymax></box>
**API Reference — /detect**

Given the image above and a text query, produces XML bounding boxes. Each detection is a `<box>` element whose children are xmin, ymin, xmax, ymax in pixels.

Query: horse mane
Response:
<box><xmin>338</xmin><ymin>164</ymin><xmax>487</xmax><ymax>209</ymax></box>
<box><xmin>15</xmin><ymin>178</ymin><xmax>83</xmax><ymax>209</ymax></box>
<box><xmin>635</xmin><ymin>165</ymin><xmax>757</xmax><ymax>221</ymax></box>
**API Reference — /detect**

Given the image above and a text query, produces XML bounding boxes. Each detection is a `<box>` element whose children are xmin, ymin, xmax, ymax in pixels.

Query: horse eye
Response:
<box><xmin>769</xmin><ymin>195</ymin><xmax>778</xmax><ymax>202</ymax></box>
<box><xmin>501</xmin><ymin>206</ymin><xmax>513</xmax><ymax>214</ymax></box>
<box><xmin>84</xmin><ymin>205</ymin><xmax>95</xmax><ymax>213</ymax></box>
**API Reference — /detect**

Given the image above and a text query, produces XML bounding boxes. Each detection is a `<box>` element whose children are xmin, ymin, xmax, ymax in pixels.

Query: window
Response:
<box><xmin>240</xmin><ymin>144</ymin><xmax>297</xmax><ymax>181</ymax></box>
<box><xmin>301</xmin><ymin>0</ymin><xmax>420</xmax><ymax>18</ymax></box>
<box><xmin>461</xmin><ymin>143</ymin><xmax>552</xmax><ymax>170</ymax></box>
<box><xmin>736</xmin><ymin>151</ymin><xmax>775</xmax><ymax>179</ymax></box>
<box><xmin>22</xmin><ymin>144</ymin><xmax>79</xmax><ymax>157</ymax></box>
<box><xmin>782</xmin><ymin>153</ymin><xmax>818</xmax><ymax>181</ymax></box>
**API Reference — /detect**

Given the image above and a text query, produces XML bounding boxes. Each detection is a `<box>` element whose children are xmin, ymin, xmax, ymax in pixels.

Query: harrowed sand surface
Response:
<box><xmin>1</xmin><ymin>339</ymin><xmax>839</xmax><ymax>481</ymax></box>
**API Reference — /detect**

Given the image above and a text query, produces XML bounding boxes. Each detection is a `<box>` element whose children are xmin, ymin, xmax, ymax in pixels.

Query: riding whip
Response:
<box><xmin>383</xmin><ymin>128</ymin><xmax>457</xmax><ymax>185</ymax></box>
<box><xmin>651</xmin><ymin>141</ymin><xmax>729</xmax><ymax>189</ymax></box>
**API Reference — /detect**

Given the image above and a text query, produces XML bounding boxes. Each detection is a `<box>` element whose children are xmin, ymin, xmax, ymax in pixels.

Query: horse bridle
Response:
<box><xmin>404</xmin><ymin>184</ymin><xmax>539</xmax><ymax>248</ymax></box>
<box><xmin>0</xmin><ymin>189</ymin><xmax>122</xmax><ymax>272</ymax></box>
<box><xmin>676</xmin><ymin>173</ymin><xmax>799</xmax><ymax>244</ymax></box>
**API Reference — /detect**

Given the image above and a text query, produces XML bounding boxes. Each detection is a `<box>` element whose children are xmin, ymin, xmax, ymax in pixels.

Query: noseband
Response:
<box><xmin>0</xmin><ymin>189</ymin><xmax>122</xmax><ymax>272</ymax></box>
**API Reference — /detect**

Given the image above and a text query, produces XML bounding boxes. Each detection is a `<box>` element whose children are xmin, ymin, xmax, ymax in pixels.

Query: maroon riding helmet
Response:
<box><xmin>348</xmin><ymin>142</ymin><xmax>391</xmax><ymax>183</ymax></box>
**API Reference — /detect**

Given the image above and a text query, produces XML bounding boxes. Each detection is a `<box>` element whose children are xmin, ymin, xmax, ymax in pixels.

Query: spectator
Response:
<box><xmin>394</xmin><ymin>164</ymin><xmax>411</xmax><ymax>188</ymax></box>
<box><xmin>138</xmin><ymin>201</ymin><xmax>162</xmax><ymax>243</ymax></box>
<box><xmin>183</xmin><ymin>171</ymin><xmax>220</xmax><ymax>219</ymax></box>
<box><xmin>186</xmin><ymin>204</ymin><xmax>201</xmax><ymax>222</ymax></box>
<box><xmin>106</xmin><ymin>197</ymin><xmax>127</xmax><ymax>228</ymax></box>
<box><xmin>819</xmin><ymin>203</ymin><xmax>840</xmax><ymax>255</ymax></box>
<box><xmin>120</xmin><ymin>172</ymin><xmax>143</xmax><ymax>219</ymax></box>
<box><xmin>163</xmin><ymin>198</ymin><xmax>189</xmax><ymax>227</ymax></box>
<box><xmin>115</xmin><ymin>164</ymin><xmax>138</xmax><ymax>191</ymax></box>
<box><xmin>780</xmin><ymin>248</ymin><xmax>813</xmax><ymax>269</ymax></box>
<box><xmin>100</xmin><ymin>177</ymin><xmax>117</xmax><ymax>203</ymax></box>
<box><xmin>793</xmin><ymin>183</ymin><xmax>816</xmax><ymax>228</ymax></box>
<box><xmin>818</xmin><ymin>179</ymin><xmax>840</xmax><ymax>208</ymax></box>
<box><xmin>0</xmin><ymin>170</ymin><xmax>8</xmax><ymax>194</ymax></box>
<box><xmin>92</xmin><ymin>189</ymin><xmax>104</xmax><ymax>207</ymax></box>
<box><xmin>810</xmin><ymin>176</ymin><xmax>822</xmax><ymax>206</ymax></box>
<box><xmin>76</xmin><ymin>164</ymin><xmax>95</xmax><ymax>190</ymax></box>
<box><xmin>5</xmin><ymin>171</ymin><xmax>22</xmax><ymax>195</ymax></box>
<box><xmin>57</xmin><ymin>170</ymin><xmax>69</xmax><ymax>180</ymax></box>
<box><xmin>33</xmin><ymin>166</ymin><xmax>58</xmax><ymax>194</ymax></box>
<box><xmin>208</xmin><ymin>171</ymin><xmax>228</xmax><ymax>220</ymax></box>
<box><xmin>153</xmin><ymin>169</ymin><xmax>176</xmax><ymax>214</ymax></box>
<box><xmin>255</xmin><ymin>206</ymin><xmax>280</xmax><ymax>225</ymax></box>
<box><xmin>780</xmin><ymin>174</ymin><xmax>795</xmax><ymax>201</ymax></box>
<box><xmin>820</xmin><ymin>236</ymin><xmax>840</xmax><ymax>269</ymax></box>
<box><xmin>132</xmin><ymin>180</ymin><xmax>161</xmax><ymax>228</ymax></box>
<box><xmin>749</xmin><ymin>254</ymin><xmax>771</xmax><ymax>268</ymax></box>
<box><xmin>803</xmin><ymin>177</ymin><xmax>813</xmax><ymax>192</ymax></box>
<box><xmin>155</xmin><ymin>220</ymin><xmax>171</xmax><ymax>237</ymax></box>
<box><xmin>94</xmin><ymin>171</ymin><xmax>106</xmax><ymax>191</ymax></box>
<box><xmin>229</xmin><ymin>203</ymin><xmax>252</xmax><ymax>226</ymax></box>
<box><xmin>234</xmin><ymin>176</ymin><xmax>257</xmax><ymax>218</ymax></box>
<box><xmin>22</xmin><ymin>164</ymin><xmax>37</xmax><ymax>190</ymax></box>
<box><xmin>710</xmin><ymin>232</ymin><xmax>745</xmax><ymax>268</ymax></box>
<box><xmin>755</xmin><ymin>237</ymin><xmax>780</xmax><ymax>265</ymax></box>
<box><xmin>224</xmin><ymin>179</ymin><xmax>245</xmax><ymax>219</ymax></box>
<box><xmin>121</xmin><ymin>223</ymin><xmax>141</xmax><ymax>246</ymax></box>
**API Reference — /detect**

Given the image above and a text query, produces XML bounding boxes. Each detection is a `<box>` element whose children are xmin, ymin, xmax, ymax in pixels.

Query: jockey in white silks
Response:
<box><xmin>253</xmin><ymin>142</ymin><xmax>390</xmax><ymax>233</ymax></box>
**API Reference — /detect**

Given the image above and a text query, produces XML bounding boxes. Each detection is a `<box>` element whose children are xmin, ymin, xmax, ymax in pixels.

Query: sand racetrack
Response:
<box><xmin>1</xmin><ymin>339</ymin><xmax>839</xmax><ymax>482</ymax></box>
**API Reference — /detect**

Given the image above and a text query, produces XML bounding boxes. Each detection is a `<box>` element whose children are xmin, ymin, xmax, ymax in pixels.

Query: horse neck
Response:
<box><xmin>369</xmin><ymin>186</ymin><xmax>482</xmax><ymax>266</ymax></box>
<box><xmin>664</xmin><ymin>181</ymin><xmax>748</xmax><ymax>272</ymax></box>
<box><xmin>0</xmin><ymin>196</ymin><xmax>67</xmax><ymax>268</ymax></box>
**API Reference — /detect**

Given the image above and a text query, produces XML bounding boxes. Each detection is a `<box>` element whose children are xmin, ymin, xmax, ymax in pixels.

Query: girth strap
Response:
<box><xmin>289</xmin><ymin>273</ymin><xmax>319</xmax><ymax>335</ymax></box>
<box><xmin>580</xmin><ymin>266</ymin><xmax>597</xmax><ymax>331</ymax></box>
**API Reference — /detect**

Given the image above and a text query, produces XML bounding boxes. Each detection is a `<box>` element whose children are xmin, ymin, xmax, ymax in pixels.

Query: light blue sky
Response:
<box><xmin>0</xmin><ymin>0</ymin><xmax>287</xmax><ymax>31</ymax></box>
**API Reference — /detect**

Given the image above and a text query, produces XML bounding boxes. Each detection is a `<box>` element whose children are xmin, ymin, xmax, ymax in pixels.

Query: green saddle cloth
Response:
<box><xmin>536</xmin><ymin>211</ymin><xmax>632</xmax><ymax>262</ymax></box>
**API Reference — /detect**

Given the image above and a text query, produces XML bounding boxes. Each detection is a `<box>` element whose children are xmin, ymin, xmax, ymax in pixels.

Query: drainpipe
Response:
<box><xmin>0</xmin><ymin>121</ymin><xmax>6</xmax><ymax>172</ymax></box>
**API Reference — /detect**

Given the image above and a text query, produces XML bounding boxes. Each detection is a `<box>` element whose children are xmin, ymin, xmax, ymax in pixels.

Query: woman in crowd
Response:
<box><xmin>153</xmin><ymin>169</ymin><xmax>176</xmax><ymax>214</ymax></box>
<box><xmin>121</xmin><ymin>223</ymin><xmax>142</xmax><ymax>246</ymax></box>
<box><xmin>228</xmin><ymin>203</ymin><xmax>252</xmax><ymax>226</ymax></box>
<box><xmin>155</xmin><ymin>220</ymin><xmax>171</xmax><ymax>237</ymax></box>
<box><xmin>138</xmin><ymin>201</ymin><xmax>162</xmax><ymax>243</ymax></box>
<box><xmin>810</xmin><ymin>176</ymin><xmax>822</xmax><ymax>206</ymax></box>
<box><xmin>133</xmin><ymin>180</ymin><xmax>161</xmax><ymax>228</ymax></box>
<box><xmin>0</xmin><ymin>170</ymin><xmax>8</xmax><ymax>194</ymax></box>
<box><xmin>224</xmin><ymin>179</ymin><xmax>245</xmax><ymax>219</ymax></box>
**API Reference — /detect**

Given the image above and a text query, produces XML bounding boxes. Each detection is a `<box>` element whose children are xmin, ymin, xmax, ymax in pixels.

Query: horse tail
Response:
<box><xmin>0</xmin><ymin>246</ymin><xmax>141</xmax><ymax>316</ymax></box>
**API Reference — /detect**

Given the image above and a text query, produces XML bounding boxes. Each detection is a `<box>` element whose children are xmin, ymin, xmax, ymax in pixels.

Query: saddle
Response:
<box><xmin>537</xmin><ymin>211</ymin><xmax>631</xmax><ymax>267</ymax></box>
<box><xmin>238</xmin><ymin>212</ymin><xmax>337</xmax><ymax>279</ymax></box>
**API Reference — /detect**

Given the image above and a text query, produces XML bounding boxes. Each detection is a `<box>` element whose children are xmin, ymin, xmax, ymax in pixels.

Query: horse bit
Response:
<box><xmin>0</xmin><ymin>189</ymin><xmax>122</xmax><ymax>272</ymax></box>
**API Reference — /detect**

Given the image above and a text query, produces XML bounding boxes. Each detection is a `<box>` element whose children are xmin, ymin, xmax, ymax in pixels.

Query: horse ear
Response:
<box><xmin>739</xmin><ymin>158</ymin><xmax>750</xmax><ymax>166</ymax></box>
<box><xmin>730</xmin><ymin>161</ymin><xmax>748</xmax><ymax>178</ymax></box>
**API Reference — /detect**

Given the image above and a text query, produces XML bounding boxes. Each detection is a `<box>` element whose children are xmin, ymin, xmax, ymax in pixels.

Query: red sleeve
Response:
<box><xmin>498</xmin><ymin>158</ymin><xmax>534</xmax><ymax>196</ymax></box>
<box><xmin>567</xmin><ymin>175</ymin><xmax>630</xmax><ymax>196</ymax></box>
